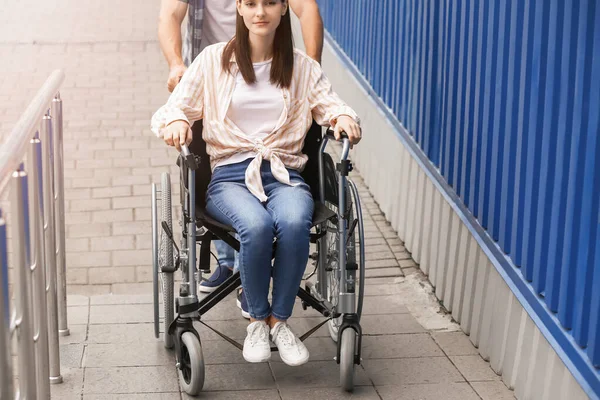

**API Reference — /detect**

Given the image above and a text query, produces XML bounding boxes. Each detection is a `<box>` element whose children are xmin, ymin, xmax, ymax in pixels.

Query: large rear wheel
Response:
<box><xmin>159</xmin><ymin>172</ymin><xmax>175</xmax><ymax>349</ymax></box>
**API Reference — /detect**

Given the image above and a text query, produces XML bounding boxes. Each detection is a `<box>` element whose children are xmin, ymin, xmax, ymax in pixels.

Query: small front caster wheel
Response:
<box><xmin>178</xmin><ymin>332</ymin><xmax>205</xmax><ymax>395</ymax></box>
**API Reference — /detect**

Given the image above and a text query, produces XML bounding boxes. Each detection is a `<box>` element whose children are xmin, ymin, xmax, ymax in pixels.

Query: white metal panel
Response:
<box><xmin>427</xmin><ymin>191</ymin><xmax>443</xmax><ymax>284</ymax></box>
<box><xmin>411</xmin><ymin>169</ymin><xmax>426</xmax><ymax>263</ymax></box>
<box><xmin>444</xmin><ymin>214</ymin><xmax>462</xmax><ymax>312</ymax></box>
<box><xmin>459</xmin><ymin>236</ymin><xmax>480</xmax><ymax>335</ymax></box>
<box><xmin>420</xmin><ymin>178</ymin><xmax>435</xmax><ymax>274</ymax></box>
<box><xmin>434</xmin><ymin>201</ymin><xmax>452</xmax><ymax>300</ymax></box>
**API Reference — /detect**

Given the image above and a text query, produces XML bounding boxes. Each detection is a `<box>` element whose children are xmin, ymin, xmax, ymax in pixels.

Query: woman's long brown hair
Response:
<box><xmin>222</xmin><ymin>0</ymin><xmax>294</xmax><ymax>88</ymax></box>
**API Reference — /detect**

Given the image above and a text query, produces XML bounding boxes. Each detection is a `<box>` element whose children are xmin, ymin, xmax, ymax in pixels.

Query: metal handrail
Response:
<box><xmin>0</xmin><ymin>69</ymin><xmax>69</xmax><ymax>400</ymax></box>
<box><xmin>0</xmin><ymin>70</ymin><xmax>65</xmax><ymax>195</ymax></box>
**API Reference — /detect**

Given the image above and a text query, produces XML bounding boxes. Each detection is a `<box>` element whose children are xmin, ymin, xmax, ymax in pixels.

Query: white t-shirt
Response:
<box><xmin>215</xmin><ymin>60</ymin><xmax>285</xmax><ymax>168</ymax></box>
<box><xmin>199</xmin><ymin>0</ymin><xmax>237</xmax><ymax>52</ymax></box>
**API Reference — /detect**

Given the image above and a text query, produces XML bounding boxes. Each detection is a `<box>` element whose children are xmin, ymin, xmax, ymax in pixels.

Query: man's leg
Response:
<box><xmin>188</xmin><ymin>120</ymin><xmax>239</xmax><ymax>293</ymax></box>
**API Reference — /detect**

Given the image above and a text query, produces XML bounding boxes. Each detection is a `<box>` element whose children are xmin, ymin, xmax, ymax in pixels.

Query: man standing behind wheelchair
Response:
<box><xmin>158</xmin><ymin>0</ymin><xmax>325</xmax><ymax>318</ymax></box>
<box><xmin>152</xmin><ymin>0</ymin><xmax>361</xmax><ymax>366</ymax></box>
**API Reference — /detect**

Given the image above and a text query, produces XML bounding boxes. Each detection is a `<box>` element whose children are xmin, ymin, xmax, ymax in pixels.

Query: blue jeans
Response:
<box><xmin>213</xmin><ymin>240</ymin><xmax>238</xmax><ymax>272</ymax></box>
<box><xmin>206</xmin><ymin>159</ymin><xmax>314</xmax><ymax>320</ymax></box>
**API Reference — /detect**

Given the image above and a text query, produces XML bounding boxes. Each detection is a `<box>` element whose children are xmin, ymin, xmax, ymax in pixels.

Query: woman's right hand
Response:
<box><xmin>163</xmin><ymin>120</ymin><xmax>192</xmax><ymax>151</ymax></box>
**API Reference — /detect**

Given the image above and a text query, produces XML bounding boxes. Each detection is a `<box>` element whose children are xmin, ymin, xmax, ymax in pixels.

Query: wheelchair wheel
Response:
<box><xmin>179</xmin><ymin>331</ymin><xmax>205</xmax><ymax>395</ymax></box>
<box><xmin>324</xmin><ymin>180</ymin><xmax>364</xmax><ymax>342</ymax></box>
<box><xmin>339</xmin><ymin>327</ymin><xmax>356</xmax><ymax>391</ymax></box>
<box><xmin>160</xmin><ymin>172</ymin><xmax>175</xmax><ymax>349</ymax></box>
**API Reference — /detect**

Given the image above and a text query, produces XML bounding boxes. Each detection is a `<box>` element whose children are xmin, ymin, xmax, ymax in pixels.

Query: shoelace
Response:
<box><xmin>248</xmin><ymin>323</ymin><xmax>268</xmax><ymax>347</ymax></box>
<box><xmin>274</xmin><ymin>324</ymin><xmax>300</xmax><ymax>353</ymax></box>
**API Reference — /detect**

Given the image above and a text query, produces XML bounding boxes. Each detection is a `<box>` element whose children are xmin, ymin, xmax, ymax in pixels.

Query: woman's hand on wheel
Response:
<box><xmin>163</xmin><ymin>120</ymin><xmax>192</xmax><ymax>152</ymax></box>
<box><xmin>334</xmin><ymin>115</ymin><xmax>362</xmax><ymax>147</ymax></box>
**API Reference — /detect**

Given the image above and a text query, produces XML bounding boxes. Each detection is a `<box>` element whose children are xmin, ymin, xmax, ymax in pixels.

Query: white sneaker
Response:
<box><xmin>270</xmin><ymin>322</ymin><xmax>309</xmax><ymax>366</ymax></box>
<box><xmin>243</xmin><ymin>321</ymin><xmax>271</xmax><ymax>363</ymax></box>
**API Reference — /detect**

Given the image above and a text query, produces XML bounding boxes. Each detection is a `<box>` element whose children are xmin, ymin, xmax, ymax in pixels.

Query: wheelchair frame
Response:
<box><xmin>151</xmin><ymin>129</ymin><xmax>366</xmax><ymax>395</ymax></box>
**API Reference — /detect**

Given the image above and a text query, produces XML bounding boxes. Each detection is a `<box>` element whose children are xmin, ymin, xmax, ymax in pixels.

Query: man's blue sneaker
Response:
<box><xmin>236</xmin><ymin>289</ymin><xmax>250</xmax><ymax>319</ymax></box>
<box><xmin>199</xmin><ymin>264</ymin><xmax>233</xmax><ymax>293</ymax></box>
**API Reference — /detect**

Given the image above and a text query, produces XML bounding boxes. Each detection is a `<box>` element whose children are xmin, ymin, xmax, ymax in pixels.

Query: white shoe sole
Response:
<box><xmin>198</xmin><ymin>284</ymin><xmax>218</xmax><ymax>293</ymax></box>
<box><xmin>236</xmin><ymin>298</ymin><xmax>251</xmax><ymax>319</ymax></box>
<box><xmin>279</xmin><ymin>352</ymin><xmax>309</xmax><ymax>367</ymax></box>
<box><xmin>243</xmin><ymin>350</ymin><xmax>271</xmax><ymax>363</ymax></box>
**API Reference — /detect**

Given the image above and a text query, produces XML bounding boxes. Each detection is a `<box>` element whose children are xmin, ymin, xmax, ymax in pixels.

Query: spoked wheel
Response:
<box><xmin>159</xmin><ymin>172</ymin><xmax>175</xmax><ymax>349</ymax></box>
<box><xmin>179</xmin><ymin>331</ymin><xmax>205</xmax><ymax>395</ymax></box>
<box><xmin>324</xmin><ymin>180</ymin><xmax>365</xmax><ymax>342</ymax></box>
<box><xmin>339</xmin><ymin>328</ymin><xmax>356</xmax><ymax>391</ymax></box>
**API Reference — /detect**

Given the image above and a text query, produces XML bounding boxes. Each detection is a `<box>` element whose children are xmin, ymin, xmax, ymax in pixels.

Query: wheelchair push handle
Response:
<box><xmin>179</xmin><ymin>144</ymin><xmax>199</xmax><ymax>171</ymax></box>
<box><xmin>324</xmin><ymin>128</ymin><xmax>350</xmax><ymax>143</ymax></box>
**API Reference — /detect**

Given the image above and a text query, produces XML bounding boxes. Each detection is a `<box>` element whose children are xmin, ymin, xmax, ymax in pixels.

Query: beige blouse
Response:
<box><xmin>151</xmin><ymin>43</ymin><xmax>359</xmax><ymax>202</ymax></box>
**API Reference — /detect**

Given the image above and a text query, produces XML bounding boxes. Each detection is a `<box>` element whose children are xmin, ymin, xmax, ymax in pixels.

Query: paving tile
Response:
<box><xmin>270</xmin><ymin>360</ymin><xmax>370</xmax><ymax>388</ymax></box>
<box><xmin>364</xmin><ymin>284</ymin><xmax>403</xmax><ymax>296</ymax></box>
<box><xmin>84</xmin><ymin>394</ymin><xmax>180</xmax><ymax>400</ymax></box>
<box><xmin>200</xmin><ymin>339</ymin><xmax>247</xmax><ymax>364</ymax></box>
<box><xmin>59</xmin><ymin>324</ymin><xmax>88</xmax><ymax>345</ymax></box>
<box><xmin>361</xmin><ymin>296</ymin><xmax>410</xmax><ymax>315</ymax></box>
<box><xmin>60</xmin><ymin>344</ymin><xmax>86</xmax><ymax>368</ymax></box>
<box><xmin>87</xmin><ymin>323</ymin><xmax>161</xmax><ymax>344</ymax></box>
<box><xmin>366</xmin><ymin>267</ymin><xmax>403</xmax><ymax>278</ymax></box>
<box><xmin>89</xmin><ymin>304</ymin><xmax>153</xmax><ymax>324</ymax></box>
<box><xmin>84</xmin><ymin>342</ymin><xmax>173</xmax><ymax>367</ymax></box>
<box><xmin>68</xmin><ymin>306</ymin><xmax>89</xmax><ymax>325</ymax></box>
<box><xmin>111</xmin><ymin>282</ymin><xmax>153</xmax><ymax>294</ymax></box>
<box><xmin>90</xmin><ymin>294</ymin><xmax>154</xmax><ymax>305</ymax></box>
<box><xmin>84</xmin><ymin>366</ymin><xmax>179</xmax><ymax>394</ymax></box>
<box><xmin>361</xmin><ymin>334</ymin><xmax>443</xmax><ymax>359</ymax></box>
<box><xmin>182</xmin><ymin>389</ymin><xmax>280</xmax><ymax>400</ymax></box>
<box><xmin>280</xmin><ymin>386</ymin><xmax>380</xmax><ymax>400</ymax></box>
<box><xmin>360</xmin><ymin>314</ymin><xmax>425</xmax><ymax>335</ymax></box>
<box><xmin>449</xmin><ymin>355</ymin><xmax>500</xmax><ymax>382</ymax></box>
<box><xmin>196</xmin><ymin>319</ymin><xmax>252</xmax><ymax>341</ymax></box>
<box><xmin>431</xmin><ymin>332</ymin><xmax>479</xmax><ymax>356</ymax></box>
<box><xmin>377</xmin><ymin>382</ymin><xmax>480</xmax><ymax>400</ymax></box>
<box><xmin>50</xmin><ymin>367</ymin><xmax>84</xmax><ymax>399</ymax></box>
<box><xmin>470</xmin><ymin>380</ymin><xmax>516</xmax><ymax>399</ymax></box>
<box><xmin>188</xmin><ymin>363</ymin><xmax>276</xmax><ymax>391</ymax></box>
<box><xmin>67</xmin><ymin>295</ymin><xmax>90</xmax><ymax>306</ymax></box>
<box><xmin>362</xmin><ymin>358</ymin><xmax>464</xmax><ymax>385</ymax></box>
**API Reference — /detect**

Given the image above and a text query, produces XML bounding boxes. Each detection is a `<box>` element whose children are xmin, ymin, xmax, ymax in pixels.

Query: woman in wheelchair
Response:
<box><xmin>151</xmin><ymin>0</ymin><xmax>360</xmax><ymax>366</ymax></box>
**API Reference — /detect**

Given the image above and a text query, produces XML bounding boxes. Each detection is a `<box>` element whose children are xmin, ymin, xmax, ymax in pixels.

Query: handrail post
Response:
<box><xmin>0</xmin><ymin>209</ymin><xmax>13</xmax><ymax>399</ymax></box>
<box><xmin>28</xmin><ymin>131</ymin><xmax>51</xmax><ymax>399</ymax></box>
<box><xmin>41</xmin><ymin>112</ymin><xmax>63</xmax><ymax>384</ymax></box>
<box><xmin>52</xmin><ymin>93</ymin><xmax>69</xmax><ymax>337</ymax></box>
<box><xmin>10</xmin><ymin>164</ymin><xmax>37</xmax><ymax>399</ymax></box>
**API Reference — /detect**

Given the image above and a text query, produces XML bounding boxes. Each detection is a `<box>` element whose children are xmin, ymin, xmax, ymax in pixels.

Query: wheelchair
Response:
<box><xmin>150</xmin><ymin>123</ymin><xmax>366</xmax><ymax>395</ymax></box>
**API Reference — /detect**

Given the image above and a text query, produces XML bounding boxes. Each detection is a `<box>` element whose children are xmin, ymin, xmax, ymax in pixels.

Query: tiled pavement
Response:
<box><xmin>2</xmin><ymin>1</ymin><xmax>513</xmax><ymax>399</ymax></box>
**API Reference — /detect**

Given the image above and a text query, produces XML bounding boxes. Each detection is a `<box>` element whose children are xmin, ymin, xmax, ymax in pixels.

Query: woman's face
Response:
<box><xmin>237</xmin><ymin>0</ymin><xmax>287</xmax><ymax>38</ymax></box>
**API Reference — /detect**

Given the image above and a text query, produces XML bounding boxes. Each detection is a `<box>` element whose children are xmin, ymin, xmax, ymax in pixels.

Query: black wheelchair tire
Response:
<box><xmin>160</xmin><ymin>172</ymin><xmax>175</xmax><ymax>349</ymax></box>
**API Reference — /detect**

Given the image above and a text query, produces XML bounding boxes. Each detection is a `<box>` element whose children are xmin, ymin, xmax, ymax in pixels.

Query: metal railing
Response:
<box><xmin>0</xmin><ymin>70</ymin><xmax>69</xmax><ymax>399</ymax></box>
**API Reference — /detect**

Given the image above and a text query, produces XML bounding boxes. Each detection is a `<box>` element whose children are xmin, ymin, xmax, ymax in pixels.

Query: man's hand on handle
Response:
<box><xmin>163</xmin><ymin>120</ymin><xmax>193</xmax><ymax>151</ymax></box>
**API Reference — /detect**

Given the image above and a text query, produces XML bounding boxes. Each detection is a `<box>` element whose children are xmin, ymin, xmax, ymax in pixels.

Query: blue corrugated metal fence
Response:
<box><xmin>317</xmin><ymin>0</ymin><xmax>600</xmax><ymax>393</ymax></box>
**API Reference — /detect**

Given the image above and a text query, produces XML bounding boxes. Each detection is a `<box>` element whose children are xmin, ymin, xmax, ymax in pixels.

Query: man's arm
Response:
<box><xmin>158</xmin><ymin>0</ymin><xmax>189</xmax><ymax>91</ymax></box>
<box><xmin>288</xmin><ymin>0</ymin><xmax>324</xmax><ymax>64</ymax></box>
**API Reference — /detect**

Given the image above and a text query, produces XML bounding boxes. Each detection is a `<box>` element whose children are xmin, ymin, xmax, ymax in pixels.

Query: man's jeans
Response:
<box><xmin>206</xmin><ymin>159</ymin><xmax>313</xmax><ymax>320</ymax></box>
<box><xmin>213</xmin><ymin>239</ymin><xmax>238</xmax><ymax>272</ymax></box>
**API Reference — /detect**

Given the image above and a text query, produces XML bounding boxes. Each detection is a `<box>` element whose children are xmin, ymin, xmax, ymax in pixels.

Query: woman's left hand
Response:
<box><xmin>334</xmin><ymin>115</ymin><xmax>362</xmax><ymax>147</ymax></box>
